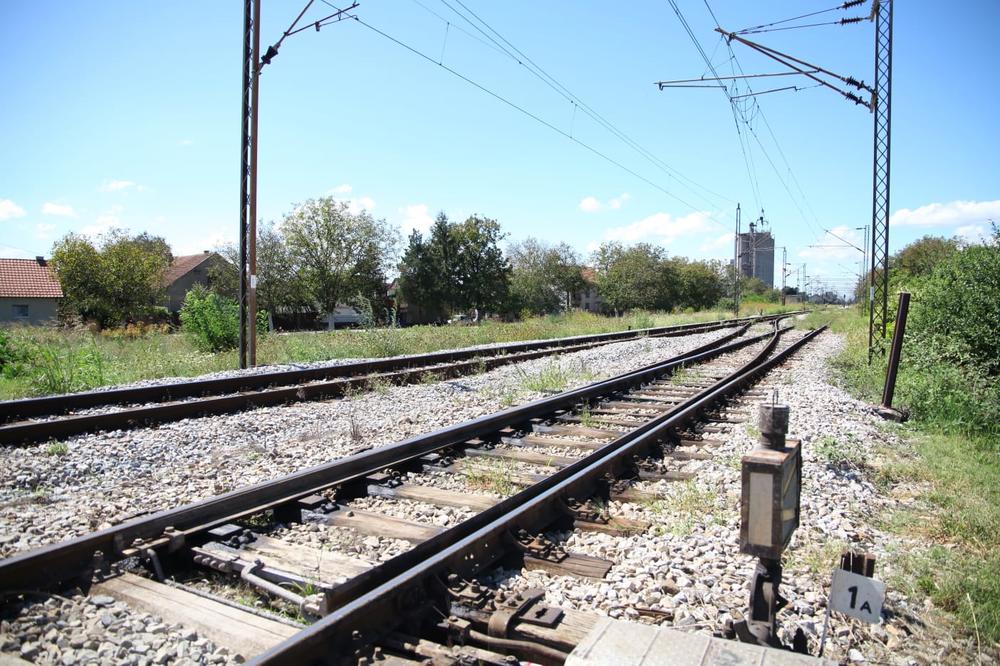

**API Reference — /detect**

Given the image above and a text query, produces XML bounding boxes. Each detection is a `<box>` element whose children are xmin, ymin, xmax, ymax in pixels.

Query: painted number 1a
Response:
<box><xmin>847</xmin><ymin>585</ymin><xmax>873</xmax><ymax>614</ymax></box>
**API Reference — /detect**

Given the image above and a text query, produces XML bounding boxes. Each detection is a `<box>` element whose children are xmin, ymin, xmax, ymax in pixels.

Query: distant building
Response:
<box><xmin>164</xmin><ymin>251</ymin><xmax>229</xmax><ymax>312</ymax></box>
<box><xmin>572</xmin><ymin>267</ymin><xmax>604</xmax><ymax>313</ymax></box>
<box><xmin>0</xmin><ymin>257</ymin><xmax>63</xmax><ymax>325</ymax></box>
<box><xmin>737</xmin><ymin>229</ymin><xmax>775</xmax><ymax>288</ymax></box>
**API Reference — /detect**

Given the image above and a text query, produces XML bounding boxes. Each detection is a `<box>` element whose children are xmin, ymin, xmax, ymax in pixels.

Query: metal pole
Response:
<box><xmin>868</xmin><ymin>0</ymin><xmax>893</xmax><ymax>362</ymax></box>
<box><xmin>734</xmin><ymin>203</ymin><xmax>741</xmax><ymax>316</ymax></box>
<box><xmin>881</xmin><ymin>291</ymin><xmax>909</xmax><ymax>409</ymax></box>
<box><xmin>238</xmin><ymin>0</ymin><xmax>253</xmax><ymax>370</ymax></box>
<box><xmin>781</xmin><ymin>245</ymin><xmax>788</xmax><ymax>305</ymax></box>
<box><xmin>247</xmin><ymin>0</ymin><xmax>261</xmax><ymax>367</ymax></box>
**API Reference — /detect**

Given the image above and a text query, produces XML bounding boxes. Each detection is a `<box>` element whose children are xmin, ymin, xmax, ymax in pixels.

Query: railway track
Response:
<box><xmin>0</xmin><ymin>318</ymin><xmax>825</xmax><ymax>665</ymax></box>
<box><xmin>0</xmin><ymin>313</ymin><xmax>801</xmax><ymax>445</ymax></box>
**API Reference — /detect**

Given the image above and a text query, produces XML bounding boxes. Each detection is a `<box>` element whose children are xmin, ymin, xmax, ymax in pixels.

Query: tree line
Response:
<box><xmin>49</xmin><ymin>196</ymin><xmax>749</xmax><ymax>329</ymax></box>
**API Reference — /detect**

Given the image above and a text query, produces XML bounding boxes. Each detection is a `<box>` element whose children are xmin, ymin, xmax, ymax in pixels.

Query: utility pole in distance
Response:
<box><xmin>237</xmin><ymin>0</ymin><xmax>359</xmax><ymax>369</ymax></box>
<box><xmin>238</xmin><ymin>0</ymin><xmax>261</xmax><ymax>369</ymax></box>
<box><xmin>774</xmin><ymin>246</ymin><xmax>788</xmax><ymax>305</ymax></box>
<box><xmin>733</xmin><ymin>203</ymin><xmax>741</xmax><ymax>315</ymax></box>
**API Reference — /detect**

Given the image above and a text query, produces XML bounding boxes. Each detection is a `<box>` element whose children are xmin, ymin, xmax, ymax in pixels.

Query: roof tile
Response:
<box><xmin>0</xmin><ymin>259</ymin><xmax>63</xmax><ymax>299</ymax></box>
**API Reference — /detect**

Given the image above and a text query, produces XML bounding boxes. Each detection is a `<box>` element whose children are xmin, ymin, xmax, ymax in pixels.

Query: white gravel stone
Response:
<box><xmin>478</xmin><ymin>330</ymin><xmax>991</xmax><ymax>665</ymax></box>
<box><xmin>0</xmin><ymin>328</ymin><xmax>738</xmax><ymax>558</ymax></box>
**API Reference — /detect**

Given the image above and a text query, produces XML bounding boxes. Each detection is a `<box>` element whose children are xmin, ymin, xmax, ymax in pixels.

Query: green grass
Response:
<box><xmin>646</xmin><ymin>480</ymin><xmax>722</xmax><ymax>536</ymax></box>
<box><xmin>464</xmin><ymin>457</ymin><xmax>518</xmax><ymax>497</ymax></box>
<box><xmin>0</xmin><ymin>307</ymin><xmax>795</xmax><ymax>400</ymax></box>
<box><xmin>45</xmin><ymin>441</ymin><xmax>69</xmax><ymax>456</ymax></box>
<box><xmin>813</xmin><ymin>433</ymin><xmax>865</xmax><ymax>468</ymax></box>
<box><xmin>808</xmin><ymin>306</ymin><xmax>1000</xmax><ymax>644</ymax></box>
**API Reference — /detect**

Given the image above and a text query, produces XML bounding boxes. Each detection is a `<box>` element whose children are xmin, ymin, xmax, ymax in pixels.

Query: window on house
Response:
<box><xmin>12</xmin><ymin>304</ymin><xmax>29</xmax><ymax>319</ymax></box>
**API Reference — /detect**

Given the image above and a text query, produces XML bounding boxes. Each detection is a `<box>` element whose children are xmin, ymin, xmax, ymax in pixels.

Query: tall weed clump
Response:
<box><xmin>181</xmin><ymin>285</ymin><xmax>266</xmax><ymax>353</ymax></box>
<box><xmin>0</xmin><ymin>328</ymin><xmax>32</xmax><ymax>379</ymax></box>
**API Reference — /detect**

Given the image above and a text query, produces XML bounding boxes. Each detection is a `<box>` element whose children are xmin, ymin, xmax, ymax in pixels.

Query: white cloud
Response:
<box><xmin>42</xmin><ymin>202</ymin><xmax>76</xmax><ymax>217</ymax></box>
<box><xmin>179</xmin><ymin>138</ymin><xmax>194</xmax><ymax>147</ymax></box>
<box><xmin>399</xmin><ymin>204</ymin><xmax>434</xmax><ymax>236</ymax></box>
<box><xmin>173</xmin><ymin>231</ymin><xmax>230</xmax><ymax>255</ymax></box>
<box><xmin>890</xmin><ymin>199</ymin><xmax>1000</xmax><ymax>227</ymax></box>
<box><xmin>608</xmin><ymin>193</ymin><xmax>631</xmax><ymax>209</ymax></box>
<box><xmin>699</xmin><ymin>231</ymin><xmax>734</xmax><ymax>252</ymax></box>
<box><xmin>100</xmin><ymin>179</ymin><xmax>144</xmax><ymax>193</ymax></box>
<box><xmin>579</xmin><ymin>193</ymin><xmax>631</xmax><ymax>213</ymax></box>
<box><xmin>0</xmin><ymin>245</ymin><xmax>30</xmax><ymax>259</ymax></box>
<box><xmin>345</xmin><ymin>196</ymin><xmax>376</xmax><ymax>215</ymax></box>
<box><xmin>82</xmin><ymin>205</ymin><xmax>123</xmax><ymax>237</ymax></box>
<box><xmin>327</xmin><ymin>185</ymin><xmax>374</xmax><ymax>215</ymax></box>
<box><xmin>798</xmin><ymin>225</ymin><xmax>865</xmax><ymax>261</ymax></box>
<box><xmin>0</xmin><ymin>198</ymin><xmax>26</xmax><ymax>220</ymax></box>
<box><xmin>602</xmin><ymin>210</ymin><xmax>715</xmax><ymax>244</ymax></box>
<box><xmin>36</xmin><ymin>223</ymin><xmax>56</xmax><ymax>240</ymax></box>
<box><xmin>956</xmin><ymin>224</ymin><xmax>989</xmax><ymax>243</ymax></box>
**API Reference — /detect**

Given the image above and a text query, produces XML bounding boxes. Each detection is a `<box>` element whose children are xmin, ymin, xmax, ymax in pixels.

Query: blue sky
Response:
<box><xmin>1</xmin><ymin>1</ymin><xmax>997</xmax><ymax>298</ymax></box>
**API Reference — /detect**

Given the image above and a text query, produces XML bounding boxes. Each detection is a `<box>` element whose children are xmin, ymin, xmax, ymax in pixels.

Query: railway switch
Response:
<box><xmin>734</xmin><ymin>402</ymin><xmax>805</xmax><ymax>652</ymax></box>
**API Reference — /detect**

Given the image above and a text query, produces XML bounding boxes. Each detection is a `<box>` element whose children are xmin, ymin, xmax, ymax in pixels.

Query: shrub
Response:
<box><xmin>0</xmin><ymin>328</ymin><xmax>33</xmax><ymax>379</ymax></box>
<box><xmin>180</xmin><ymin>285</ymin><xmax>266</xmax><ymax>353</ymax></box>
<box><xmin>908</xmin><ymin>234</ymin><xmax>1000</xmax><ymax>378</ymax></box>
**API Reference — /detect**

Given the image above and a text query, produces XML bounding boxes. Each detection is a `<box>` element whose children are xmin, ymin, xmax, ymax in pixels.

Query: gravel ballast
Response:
<box><xmin>481</xmin><ymin>331</ymin><xmax>989</xmax><ymax>665</ymax></box>
<box><xmin>4</xmin><ymin>325</ymin><xmax>978</xmax><ymax>665</ymax></box>
<box><xmin>0</xmin><ymin>326</ymin><xmax>743</xmax><ymax>558</ymax></box>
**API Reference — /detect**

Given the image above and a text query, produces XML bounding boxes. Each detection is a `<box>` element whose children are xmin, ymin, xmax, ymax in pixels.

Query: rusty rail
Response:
<box><xmin>251</xmin><ymin>325</ymin><xmax>827</xmax><ymax>664</ymax></box>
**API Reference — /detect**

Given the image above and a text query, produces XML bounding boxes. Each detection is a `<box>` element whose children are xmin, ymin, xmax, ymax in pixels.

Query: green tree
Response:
<box><xmin>591</xmin><ymin>242</ymin><xmax>678</xmax><ymax>314</ymax></box>
<box><xmin>51</xmin><ymin>229</ymin><xmax>172</xmax><ymax>328</ymax></box>
<box><xmin>213</xmin><ymin>222</ymin><xmax>309</xmax><ymax>316</ymax></box>
<box><xmin>673</xmin><ymin>258</ymin><xmax>726</xmax><ymax>310</ymax></box>
<box><xmin>507</xmin><ymin>238</ymin><xmax>584</xmax><ymax>315</ymax></box>
<box><xmin>893</xmin><ymin>235</ymin><xmax>960</xmax><ymax>279</ymax></box>
<box><xmin>451</xmin><ymin>215</ymin><xmax>511</xmax><ymax>315</ymax></box>
<box><xmin>396</xmin><ymin>213</ymin><xmax>455</xmax><ymax>322</ymax></box>
<box><xmin>282</xmin><ymin>198</ymin><xmax>399</xmax><ymax>326</ymax></box>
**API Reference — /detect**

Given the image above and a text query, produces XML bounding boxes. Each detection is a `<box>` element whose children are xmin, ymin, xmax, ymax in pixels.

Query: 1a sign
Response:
<box><xmin>829</xmin><ymin>568</ymin><xmax>886</xmax><ymax>623</ymax></box>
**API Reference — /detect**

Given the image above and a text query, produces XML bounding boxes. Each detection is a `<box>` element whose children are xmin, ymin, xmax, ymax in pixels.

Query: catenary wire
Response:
<box><xmin>433</xmin><ymin>0</ymin><xmax>738</xmax><ymax>211</ymax></box>
<box><xmin>316</xmin><ymin>3</ymin><xmax>731</xmax><ymax>230</ymax></box>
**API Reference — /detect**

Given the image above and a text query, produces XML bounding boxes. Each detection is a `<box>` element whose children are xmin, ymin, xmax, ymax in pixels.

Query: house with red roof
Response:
<box><xmin>572</xmin><ymin>267</ymin><xmax>604</xmax><ymax>313</ymax></box>
<box><xmin>164</xmin><ymin>251</ymin><xmax>229</xmax><ymax>313</ymax></box>
<box><xmin>0</xmin><ymin>257</ymin><xmax>63</xmax><ymax>325</ymax></box>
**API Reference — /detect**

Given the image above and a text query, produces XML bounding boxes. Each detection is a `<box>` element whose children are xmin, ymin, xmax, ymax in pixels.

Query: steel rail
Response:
<box><xmin>0</xmin><ymin>315</ymin><xmax>804</xmax><ymax>446</ymax></box>
<box><xmin>1</xmin><ymin>313</ymin><xmax>799</xmax><ymax>423</ymax></box>
<box><xmin>252</xmin><ymin>325</ymin><xmax>827</xmax><ymax>664</ymax></box>
<box><xmin>0</xmin><ymin>322</ymin><xmax>754</xmax><ymax>446</ymax></box>
<box><xmin>0</xmin><ymin>323</ymin><xmax>779</xmax><ymax>593</ymax></box>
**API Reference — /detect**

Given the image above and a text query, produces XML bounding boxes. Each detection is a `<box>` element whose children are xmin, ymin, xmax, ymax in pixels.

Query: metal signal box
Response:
<box><xmin>740</xmin><ymin>439</ymin><xmax>801</xmax><ymax>560</ymax></box>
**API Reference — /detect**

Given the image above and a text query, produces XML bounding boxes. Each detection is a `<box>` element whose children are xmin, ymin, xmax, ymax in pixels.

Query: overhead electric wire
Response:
<box><xmin>717</xmin><ymin>26</ymin><xmax>832</xmax><ymax>248</ymax></box>
<box><xmin>724</xmin><ymin>33</ymin><xmax>855</xmax><ymax>251</ymax></box>
<box><xmin>667</xmin><ymin>0</ymin><xmax>763</xmax><ymax>212</ymax></box>
<box><xmin>404</xmin><ymin>0</ymin><xmax>513</xmax><ymax>59</ymax></box>
<box><xmin>737</xmin><ymin>18</ymin><xmax>866</xmax><ymax>35</ymax></box>
<box><xmin>316</xmin><ymin>3</ymin><xmax>729</xmax><ymax>230</ymax></box>
<box><xmin>729</xmin><ymin>83</ymin><xmax>822</xmax><ymax>100</ymax></box>
<box><xmin>733</xmin><ymin>1</ymin><xmax>866</xmax><ymax>36</ymax></box>
<box><xmin>430</xmin><ymin>0</ymin><xmax>738</xmax><ymax>212</ymax></box>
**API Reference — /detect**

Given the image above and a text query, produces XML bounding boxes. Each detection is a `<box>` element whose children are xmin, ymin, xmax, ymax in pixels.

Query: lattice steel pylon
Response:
<box><xmin>868</xmin><ymin>0</ymin><xmax>893</xmax><ymax>361</ymax></box>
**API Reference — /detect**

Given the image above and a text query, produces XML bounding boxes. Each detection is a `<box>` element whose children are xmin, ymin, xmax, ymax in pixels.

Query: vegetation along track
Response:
<box><xmin>0</xmin><ymin>318</ymin><xmax>825</xmax><ymax>664</ymax></box>
<box><xmin>0</xmin><ymin>312</ymin><xmax>801</xmax><ymax>445</ymax></box>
